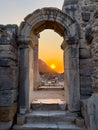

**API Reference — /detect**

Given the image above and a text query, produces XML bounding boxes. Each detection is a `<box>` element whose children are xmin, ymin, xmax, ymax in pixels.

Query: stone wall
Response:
<box><xmin>62</xmin><ymin>1</ymin><xmax>98</xmax><ymax>129</ymax></box>
<box><xmin>0</xmin><ymin>25</ymin><xmax>18</xmax><ymax>130</ymax></box>
<box><xmin>78</xmin><ymin>0</ymin><xmax>94</xmax><ymax>99</ymax></box>
<box><xmin>62</xmin><ymin>0</ymin><xmax>93</xmax><ymax>99</ymax></box>
<box><xmin>81</xmin><ymin>1</ymin><xmax>98</xmax><ymax>129</ymax></box>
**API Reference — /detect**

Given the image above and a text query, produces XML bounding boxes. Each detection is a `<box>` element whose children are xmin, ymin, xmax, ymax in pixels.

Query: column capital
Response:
<box><xmin>61</xmin><ymin>40</ymin><xmax>67</xmax><ymax>50</ymax></box>
<box><xmin>18</xmin><ymin>35</ymin><xmax>33</xmax><ymax>43</ymax></box>
<box><xmin>61</xmin><ymin>36</ymin><xmax>79</xmax><ymax>50</ymax></box>
<box><xmin>66</xmin><ymin>36</ymin><xmax>79</xmax><ymax>45</ymax></box>
<box><xmin>18</xmin><ymin>35</ymin><xmax>34</xmax><ymax>48</ymax></box>
<box><xmin>19</xmin><ymin>43</ymin><xmax>29</xmax><ymax>49</ymax></box>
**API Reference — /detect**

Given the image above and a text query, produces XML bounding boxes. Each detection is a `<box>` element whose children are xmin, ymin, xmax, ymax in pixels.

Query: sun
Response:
<box><xmin>50</xmin><ymin>64</ymin><xmax>56</xmax><ymax>69</ymax></box>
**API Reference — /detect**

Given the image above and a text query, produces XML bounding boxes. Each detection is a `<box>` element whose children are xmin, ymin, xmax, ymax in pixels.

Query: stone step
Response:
<box><xmin>13</xmin><ymin>122</ymin><xmax>84</xmax><ymax>130</ymax></box>
<box><xmin>31</xmin><ymin>102</ymin><xmax>66</xmax><ymax>111</ymax></box>
<box><xmin>32</xmin><ymin>90</ymin><xmax>65</xmax><ymax>100</ymax></box>
<box><xmin>25</xmin><ymin>110</ymin><xmax>77</xmax><ymax>124</ymax></box>
<box><xmin>13</xmin><ymin>100</ymin><xmax>85</xmax><ymax>130</ymax></box>
<box><xmin>31</xmin><ymin>99</ymin><xmax>66</xmax><ymax>111</ymax></box>
<box><xmin>37</xmin><ymin>86</ymin><xmax>64</xmax><ymax>91</ymax></box>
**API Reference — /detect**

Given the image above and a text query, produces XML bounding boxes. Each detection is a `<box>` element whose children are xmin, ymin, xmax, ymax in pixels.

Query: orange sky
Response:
<box><xmin>0</xmin><ymin>1</ymin><xmax>64</xmax><ymax>73</ymax></box>
<box><xmin>39</xmin><ymin>30</ymin><xmax>64</xmax><ymax>73</ymax></box>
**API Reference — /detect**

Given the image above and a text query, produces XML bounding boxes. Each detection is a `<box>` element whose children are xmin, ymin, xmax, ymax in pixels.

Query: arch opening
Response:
<box><xmin>34</xmin><ymin>30</ymin><xmax>64</xmax><ymax>98</ymax></box>
<box><xmin>39</xmin><ymin>29</ymin><xmax>64</xmax><ymax>74</ymax></box>
<box><xmin>32</xmin><ymin>29</ymin><xmax>65</xmax><ymax>102</ymax></box>
<box><xmin>18</xmin><ymin>7</ymin><xmax>80</xmax><ymax>114</ymax></box>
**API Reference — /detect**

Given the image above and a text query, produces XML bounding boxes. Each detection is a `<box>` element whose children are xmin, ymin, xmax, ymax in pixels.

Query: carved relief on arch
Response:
<box><xmin>18</xmin><ymin>7</ymin><xmax>79</xmax><ymax>44</ymax></box>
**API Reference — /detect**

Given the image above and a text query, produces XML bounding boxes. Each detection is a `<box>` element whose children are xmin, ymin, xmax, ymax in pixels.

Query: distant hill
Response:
<box><xmin>38</xmin><ymin>59</ymin><xmax>57</xmax><ymax>74</ymax></box>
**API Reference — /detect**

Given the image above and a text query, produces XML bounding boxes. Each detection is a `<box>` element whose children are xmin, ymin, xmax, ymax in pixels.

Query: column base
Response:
<box><xmin>17</xmin><ymin>114</ymin><xmax>25</xmax><ymax>125</ymax></box>
<box><xmin>19</xmin><ymin>108</ymin><xmax>27</xmax><ymax>115</ymax></box>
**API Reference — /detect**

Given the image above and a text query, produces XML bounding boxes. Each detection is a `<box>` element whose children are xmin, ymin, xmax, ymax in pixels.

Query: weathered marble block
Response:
<box><xmin>80</xmin><ymin>76</ymin><xmax>92</xmax><ymax>85</ymax></box>
<box><xmin>80</xmin><ymin>75</ymin><xmax>92</xmax><ymax>96</ymax></box>
<box><xmin>0</xmin><ymin>66</ymin><xmax>18</xmax><ymax>75</ymax></box>
<box><xmin>64</xmin><ymin>57</ymin><xmax>79</xmax><ymax>70</ymax></box>
<box><xmin>0</xmin><ymin>90</ymin><xmax>17</xmax><ymax>106</ymax></box>
<box><xmin>64</xmin><ymin>45</ymin><xmax>79</xmax><ymax>57</ymax></box>
<box><xmin>0</xmin><ymin>59</ymin><xmax>17</xmax><ymax>66</ymax></box>
<box><xmin>64</xmin><ymin>68</ymin><xmax>80</xmax><ymax>111</ymax></box>
<box><xmin>0</xmin><ymin>45</ymin><xmax>17</xmax><ymax>53</ymax></box>
<box><xmin>0</xmin><ymin>103</ymin><xmax>17</xmax><ymax>122</ymax></box>
<box><xmin>80</xmin><ymin>68</ymin><xmax>92</xmax><ymax>76</ymax></box>
<box><xmin>79</xmin><ymin>59</ymin><xmax>92</xmax><ymax>68</ymax></box>
<box><xmin>0</xmin><ymin>50</ymin><xmax>17</xmax><ymax>60</ymax></box>
<box><xmin>81</xmin><ymin>87</ymin><xmax>92</xmax><ymax>95</ymax></box>
<box><xmin>0</xmin><ymin>38</ymin><xmax>10</xmax><ymax>45</ymax></box>
<box><xmin>81</xmin><ymin>94</ymin><xmax>98</xmax><ymax>130</ymax></box>
<box><xmin>0</xmin><ymin>120</ymin><xmax>13</xmax><ymax>130</ymax></box>
<box><xmin>0</xmin><ymin>67</ymin><xmax>18</xmax><ymax>90</ymax></box>
<box><xmin>80</xmin><ymin>48</ymin><xmax>91</xmax><ymax>58</ymax></box>
<box><xmin>82</xmin><ymin>12</ymin><xmax>90</xmax><ymax>22</ymax></box>
<box><xmin>0</xmin><ymin>38</ymin><xmax>17</xmax><ymax>47</ymax></box>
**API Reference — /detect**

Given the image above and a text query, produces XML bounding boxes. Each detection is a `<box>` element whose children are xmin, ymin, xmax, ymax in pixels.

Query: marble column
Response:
<box><xmin>62</xmin><ymin>39</ymin><xmax>80</xmax><ymax>112</ymax></box>
<box><xmin>19</xmin><ymin>43</ymin><xmax>30</xmax><ymax>114</ymax></box>
<box><xmin>33</xmin><ymin>36</ymin><xmax>40</xmax><ymax>90</ymax></box>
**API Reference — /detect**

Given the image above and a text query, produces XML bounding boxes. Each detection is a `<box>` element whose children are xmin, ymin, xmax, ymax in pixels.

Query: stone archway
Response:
<box><xmin>18</xmin><ymin>7</ymin><xmax>80</xmax><ymax>114</ymax></box>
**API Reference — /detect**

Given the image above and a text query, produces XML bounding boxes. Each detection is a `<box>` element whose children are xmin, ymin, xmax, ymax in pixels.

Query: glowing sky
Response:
<box><xmin>0</xmin><ymin>0</ymin><xmax>64</xmax><ymax>73</ymax></box>
<box><xmin>39</xmin><ymin>30</ymin><xmax>63</xmax><ymax>73</ymax></box>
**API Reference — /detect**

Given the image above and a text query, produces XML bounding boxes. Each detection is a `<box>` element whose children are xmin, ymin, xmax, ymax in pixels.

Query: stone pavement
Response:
<box><xmin>32</xmin><ymin>89</ymin><xmax>65</xmax><ymax>101</ymax></box>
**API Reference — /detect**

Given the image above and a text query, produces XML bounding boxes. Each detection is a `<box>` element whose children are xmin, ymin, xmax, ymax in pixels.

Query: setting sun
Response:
<box><xmin>39</xmin><ymin>30</ymin><xmax>64</xmax><ymax>73</ymax></box>
<box><xmin>50</xmin><ymin>64</ymin><xmax>56</xmax><ymax>70</ymax></box>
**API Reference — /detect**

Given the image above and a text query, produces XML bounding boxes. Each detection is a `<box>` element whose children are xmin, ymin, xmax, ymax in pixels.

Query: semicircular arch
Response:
<box><xmin>19</xmin><ymin>7</ymin><xmax>78</xmax><ymax>42</ymax></box>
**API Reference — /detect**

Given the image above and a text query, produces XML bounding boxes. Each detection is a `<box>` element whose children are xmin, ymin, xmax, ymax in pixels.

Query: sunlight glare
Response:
<box><xmin>50</xmin><ymin>64</ymin><xmax>56</xmax><ymax>69</ymax></box>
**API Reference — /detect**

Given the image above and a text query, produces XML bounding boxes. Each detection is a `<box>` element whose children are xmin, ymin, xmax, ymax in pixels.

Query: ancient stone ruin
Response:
<box><xmin>0</xmin><ymin>0</ymin><xmax>98</xmax><ymax>130</ymax></box>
